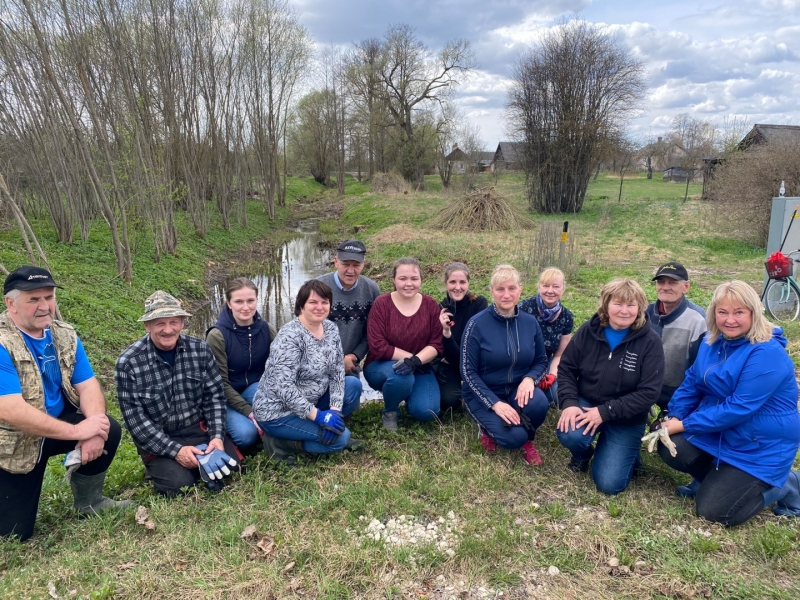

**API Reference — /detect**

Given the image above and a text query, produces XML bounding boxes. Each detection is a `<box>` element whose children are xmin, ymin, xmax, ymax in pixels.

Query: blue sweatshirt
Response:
<box><xmin>460</xmin><ymin>305</ymin><xmax>548</xmax><ymax>407</ymax></box>
<box><xmin>669</xmin><ymin>328</ymin><xmax>800</xmax><ymax>487</ymax></box>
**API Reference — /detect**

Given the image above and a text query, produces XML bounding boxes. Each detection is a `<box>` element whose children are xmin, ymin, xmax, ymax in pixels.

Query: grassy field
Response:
<box><xmin>1</xmin><ymin>173</ymin><xmax>798</xmax><ymax>599</ymax></box>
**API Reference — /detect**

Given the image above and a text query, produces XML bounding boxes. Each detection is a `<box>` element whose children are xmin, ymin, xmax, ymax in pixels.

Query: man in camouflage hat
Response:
<box><xmin>0</xmin><ymin>266</ymin><xmax>131</xmax><ymax>541</ymax></box>
<box><xmin>115</xmin><ymin>291</ymin><xmax>239</xmax><ymax>497</ymax></box>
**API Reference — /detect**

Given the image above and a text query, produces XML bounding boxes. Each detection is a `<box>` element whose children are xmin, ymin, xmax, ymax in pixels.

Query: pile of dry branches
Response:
<box><xmin>431</xmin><ymin>187</ymin><xmax>526</xmax><ymax>231</ymax></box>
<box><xmin>371</xmin><ymin>172</ymin><xmax>409</xmax><ymax>195</ymax></box>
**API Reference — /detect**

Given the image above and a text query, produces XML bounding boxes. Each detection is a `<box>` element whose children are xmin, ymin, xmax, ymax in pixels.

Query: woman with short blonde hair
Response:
<box><xmin>556</xmin><ymin>278</ymin><xmax>664</xmax><ymax>495</ymax></box>
<box><xmin>518</xmin><ymin>267</ymin><xmax>574</xmax><ymax>406</ymax></box>
<box><xmin>461</xmin><ymin>265</ymin><xmax>550</xmax><ymax>465</ymax></box>
<box><xmin>657</xmin><ymin>280</ymin><xmax>800</xmax><ymax>526</ymax></box>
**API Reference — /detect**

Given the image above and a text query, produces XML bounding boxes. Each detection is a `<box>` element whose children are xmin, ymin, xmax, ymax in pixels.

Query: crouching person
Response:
<box><xmin>0</xmin><ymin>267</ymin><xmax>131</xmax><ymax>541</ymax></box>
<box><xmin>116</xmin><ymin>291</ymin><xmax>240</xmax><ymax>497</ymax></box>
<box><xmin>254</xmin><ymin>280</ymin><xmax>362</xmax><ymax>464</ymax></box>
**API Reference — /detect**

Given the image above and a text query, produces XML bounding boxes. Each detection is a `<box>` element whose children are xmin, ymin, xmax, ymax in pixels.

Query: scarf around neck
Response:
<box><xmin>536</xmin><ymin>294</ymin><xmax>562</xmax><ymax>323</ymax></box>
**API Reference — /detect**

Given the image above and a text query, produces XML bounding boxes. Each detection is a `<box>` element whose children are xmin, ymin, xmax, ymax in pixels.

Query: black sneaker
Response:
<box><xmin>567</xmin><ymin>446</ymin><xmax>594</xmax><ymax>473</ymax></box>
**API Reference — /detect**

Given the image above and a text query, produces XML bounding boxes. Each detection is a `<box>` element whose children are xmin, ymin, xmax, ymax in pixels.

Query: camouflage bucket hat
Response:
<box><xmin>138</xmin><ymin>290</ymin><xmax>193</xmax><ymax>322</ymax></box>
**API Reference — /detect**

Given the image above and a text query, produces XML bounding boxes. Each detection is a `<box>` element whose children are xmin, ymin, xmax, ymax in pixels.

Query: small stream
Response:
<box><xmin>188</xmin><ymin>218</ymin><xmax>381</xmax><ymax>401</ymax></box>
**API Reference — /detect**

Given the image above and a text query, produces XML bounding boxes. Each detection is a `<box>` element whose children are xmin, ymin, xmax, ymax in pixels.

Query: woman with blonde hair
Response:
<box><xmin>518</xmin><ymin>267</ymin><xmax>574</xmax><ymax>405</ymax></box>
<box><xmin>461</xmin><ymin>265</ymin><xmax>550</xmax><ymax>465</ymax></box>
<box><xmin>557</xmin><ymin>278</ymin><xmax>664</xmax><ymax>494</ymax></box>
<box><xmin>656</xmin><ymin>280</ymin><xmax>800</xmax><ymax>526</ymax></box>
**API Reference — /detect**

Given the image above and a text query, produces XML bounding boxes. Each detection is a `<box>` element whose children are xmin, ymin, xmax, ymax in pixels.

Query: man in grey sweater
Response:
<box><xmin>317</xmin><ymin>240</ymin><xmax>380</xmax><ymax>378</ymax></box>
<box><xmin>646</xmin><ymin>262</ymin><xmax>707</xmax><ymax>412</ymax></box>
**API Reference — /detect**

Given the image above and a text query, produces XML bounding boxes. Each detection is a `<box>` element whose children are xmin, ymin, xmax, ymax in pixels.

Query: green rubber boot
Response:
<box><xmin>70</xmin><ymin>472</ymin><xmax>134</xmax><ymax>516</ymax></box>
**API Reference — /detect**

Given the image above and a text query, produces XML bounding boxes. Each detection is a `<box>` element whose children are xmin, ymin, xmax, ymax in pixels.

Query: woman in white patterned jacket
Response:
<box><xmin>253</xmin><ymin>280</ymin><xmax>362</xmax><ymax>464</ymax></box>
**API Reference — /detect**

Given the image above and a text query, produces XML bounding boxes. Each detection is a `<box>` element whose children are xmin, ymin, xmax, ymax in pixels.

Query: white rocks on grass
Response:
<box><xmin>358</xmin><ymin>512</ymin><xmax>459</xmax><ymax>557</ymax></box>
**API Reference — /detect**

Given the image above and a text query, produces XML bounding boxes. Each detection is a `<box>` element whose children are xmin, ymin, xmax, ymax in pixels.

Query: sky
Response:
<box><xmin>295</xmin><ymin>0</ymin><xmax>800</xmax><ymax>149</ymax></box>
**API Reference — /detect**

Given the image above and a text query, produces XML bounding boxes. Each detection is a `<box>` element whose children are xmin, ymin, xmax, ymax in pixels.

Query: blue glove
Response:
<box><xmin>194</xmin><ymin>444</ymin><xmax>238</xmax><ymax>481</ymax></box>
<box><xmin>393</xmin><ymin>355</ymin><xmax>421</xmax><ymax>375</ymax></box>
<box><xmin>314</xmin><ymin>409</ymin><xmax>345</xmax><ymax>434</ymax></box>
<box><xmin>319</xmin><ymin>427</ymin><xmax>340</xmax><ymax>446</ymax></box>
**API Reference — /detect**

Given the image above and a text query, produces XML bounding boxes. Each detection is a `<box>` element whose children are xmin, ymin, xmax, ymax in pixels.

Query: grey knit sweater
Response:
<box><xmin>317</xmin><ymin>271</ymin><xmax>380</xmax><ymax>362</ymax></box>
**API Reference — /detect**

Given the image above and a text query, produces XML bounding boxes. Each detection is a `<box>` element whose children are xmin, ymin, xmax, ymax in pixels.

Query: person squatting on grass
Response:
<box><xmin>317</xmin><ymin>239</ymin><xmax>380</xmax><ymax>382</ymax></box>
<box><xmin>116</xmin><ymin>291</ymin><xmax>241</xmax><ymax>497</ymax></box>
<box><xmin>557</xmin><ymin>278</ymin><xmax>665</xmax><ymax>495</ymax></box>
<box><xmin>253</xmin><ymin>280</ymin><xmax>361</xmax><ymax>463</ymax></box>
<box><xmin>437</xmin><ymin>262</ymin><xmax>488</xmax><ymax>412</ymax></box>
<box><xmin>364</xmin><ymin>257</ymin><xmax>443</xmax><ymax>430</ymax></box>
<box><xmin>206</xmin><ymin>278</ymin><xmax>276</xmax><ymax>451</ymax></box>
<box><xmin>518</xmin><ymin>267</ymin><xmax>574</xmax><ymax>407</ymax></box>
<box><xmin>655</xmin><ymin>280</ymin><xmax>800</xmax><ymax>526</ymax></box>
<box><xmin>0</xmin><ymin>266</ymin><xmax>131</xmax><ymax>541</ymax></box>
<box><xmin>461</xmin><ymin>265</ymin><xmax>550</xmax><ymax>466</ymax></box>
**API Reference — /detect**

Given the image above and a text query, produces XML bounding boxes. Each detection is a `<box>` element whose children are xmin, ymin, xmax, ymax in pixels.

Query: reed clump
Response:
<box><xmin>431</xmin><ymin>186</ymin><xmax>527</xmax><ymax>231</ymax></box>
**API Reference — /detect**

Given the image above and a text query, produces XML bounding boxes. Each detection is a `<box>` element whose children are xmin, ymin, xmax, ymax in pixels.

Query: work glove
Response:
<box><xmin>314</xmin><ymin>409</ymin><xmax>345</xmax><ymax>435</ymax></box>
<box><xmin>194</xmin><ymin>444</ymin><xmax>238</xmax><ymax>481</ymax></box>
<box><xmin>393</xmin><ymin>355</ymin><xmax>422</xmax><ymax>375</ymax></box>
<box><xmin>319</xmin><ymin>427</ymin><xmax>340</xmax><ymax>446</ymax></box>
<box><xmin>248</xmin><ymin>412</ymin><xmax>264</xmax><ymax>436</ymax></box>
<box><xmin>641</xmin><ymin>427</ymin><xmax>677</xmax><ymax>457</ymax></box>
<box><xmin>537</xmin><ymin>374</ymin><xmax>556</xmax><ymax>391</ymax></box>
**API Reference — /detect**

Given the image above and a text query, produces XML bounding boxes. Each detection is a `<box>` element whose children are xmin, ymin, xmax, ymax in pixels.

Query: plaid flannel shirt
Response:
<box><xmin>115</xmin><ymin>333</ymin><xmax>226</xmax><ymax>458</ymax></box>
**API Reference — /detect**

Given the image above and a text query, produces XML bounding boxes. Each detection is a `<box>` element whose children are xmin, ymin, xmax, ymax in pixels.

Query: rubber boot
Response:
<box><xmin>261</xmin><ymin>434</ymin><xmax>302</xmax><ymax>465</ymax></box>
<box><xmin>69</xmin><ymin>471</ymin><xmax>134</xmax><ymax>516</ymax></box>
<box><xmin>763</xmin><ymin>470</ymin><xmax>800</xmax><ymax>517</ymax></box>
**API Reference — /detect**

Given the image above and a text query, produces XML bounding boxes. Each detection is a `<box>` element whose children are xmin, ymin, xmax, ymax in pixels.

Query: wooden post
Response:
<box><xmin>559</xmin><ymin>221</ymin><xmax>569</xmax><ymax>270</ymax></box>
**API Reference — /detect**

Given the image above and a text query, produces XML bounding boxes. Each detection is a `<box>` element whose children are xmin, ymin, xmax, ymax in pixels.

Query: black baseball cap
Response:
<box><xmin>336</xmin><ymin>239</ymin><xmax>366</xmax><ymax>263</ymax></box>
<box><xmin>3</xmin><ymin>266</ymin><xmax>63</xmax><ymax>294</ymax></box>
<box><xmin>652</xmin><ymin>262</ymin><xmax>689</xmax><ymax>281</ymax></box>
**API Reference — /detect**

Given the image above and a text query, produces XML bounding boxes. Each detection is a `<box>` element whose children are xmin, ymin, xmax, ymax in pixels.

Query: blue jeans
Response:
<box><xmin>257</xmin><ymin>377</ymin><xmax>361</xmax><ymax>455</ymax></box>
<box><xmin>556</xmin><ymin>398</ymin><xmax>645</xmax><ymax>495</ymax></box>
<box><xmin>363</xmin><ymin>360</ymin><xmax>440</xmax><ymax>422</ymax></box>
<box><xmin>465</xmin><ymin>387</ymin><xmax>550</xmax><ymax>449</ymax></box>
<box><xmin>226</xmin><ymin>383</ymin><xmax>260</xmax><ymax>448</ymax></box>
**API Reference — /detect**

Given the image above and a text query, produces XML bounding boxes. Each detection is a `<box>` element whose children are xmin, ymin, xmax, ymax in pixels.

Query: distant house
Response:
<box><xmin>702</xmin><ymin>124</ymin><xmax>800</xmax><ymax>199</ymax></box>
<box><xmin>445</xmin><ymin>144</ymin><xmax>469</xmax><ymax>174</ymax></box>
<box><xmin>475</xmin><ymin>152</ymin><xmax>495</xmax><ymax>172</ymax></box>
<box><xmin>492</xmin><ymin>142</ymin><xmax>524</xmax><ymax>171</ymax></box>
<box><xmin>663</xmin><ymin>166</ymin><xmax>698</xmax><ymax>183</ymax></box>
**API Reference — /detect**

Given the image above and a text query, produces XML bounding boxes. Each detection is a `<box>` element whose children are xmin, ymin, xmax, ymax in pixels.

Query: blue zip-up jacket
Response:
<box><xmin>460</xmin><ymin>304</ymin><xmax>548</xmax><ymax>408</ymax></box>
<box><xmin>668</xmin><ymin>328</ymin><xmax>800</xmax><ymax>487</ymax></box>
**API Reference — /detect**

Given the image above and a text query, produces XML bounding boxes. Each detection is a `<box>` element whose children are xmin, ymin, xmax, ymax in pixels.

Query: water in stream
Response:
<box><xmin>188</xmin><ymin>218</ymin><xmax>381</xmax><ymax>401</ymax></box>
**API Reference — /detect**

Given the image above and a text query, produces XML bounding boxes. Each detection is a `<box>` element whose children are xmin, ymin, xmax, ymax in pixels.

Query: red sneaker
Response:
<box><xmin>522</xmin><ymin>441</ymin><xmax>542</xmax><ymax>466</ymax></box>
<box><xmin>480</xmin><ymin>433</ymin><xmax>497</xmax><ymax>453</ymax></box>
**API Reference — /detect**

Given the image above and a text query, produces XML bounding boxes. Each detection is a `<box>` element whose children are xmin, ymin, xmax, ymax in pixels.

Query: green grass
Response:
<box><xmin>1</xmin><ymin>172</ymin><xmax>799</xmax><ymax>599</ymax></box>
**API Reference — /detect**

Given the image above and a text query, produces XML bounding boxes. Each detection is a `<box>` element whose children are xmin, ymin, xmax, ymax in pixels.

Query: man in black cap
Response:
<box><xmin>317</xmin><ymin>239</ymin><xmax>380</xmax><ymax>381</ymax></box>
<box><xmin>0</xmin><ymin>266</ymin><xmax>131</xmax><ymax>541</ymax></box>
<box><xmin>646</xmin><ymin>262</ymin><xmax>707</xmax><ymax>412</ymax></box>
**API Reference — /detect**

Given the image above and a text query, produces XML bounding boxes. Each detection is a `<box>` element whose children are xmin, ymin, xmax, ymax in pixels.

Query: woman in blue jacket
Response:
<box><xmin>206</xmin><ymin>278</ymin><xmax>274</xmax><ymax>450</ymax></box>
<box><xmin>657</xmin><ymin>280</ymin><xmax>800</xmax><ymax>526</ymax></box>
<box><xmin>461</xmin><ymin>265</ymin><xmax>550</xmax><ymax>465</ymax></box>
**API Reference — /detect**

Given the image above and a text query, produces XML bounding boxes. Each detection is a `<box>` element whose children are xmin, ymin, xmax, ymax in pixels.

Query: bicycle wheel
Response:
<box><xmin>765</xmin><ymin>279</ymin><xmax>800</xmax><ymax>322</ymax></box>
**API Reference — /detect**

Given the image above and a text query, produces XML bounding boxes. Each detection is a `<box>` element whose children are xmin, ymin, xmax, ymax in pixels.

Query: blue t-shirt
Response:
<box><xmin>0</xmin><ymin>329</ymin><xmax>94</xmax><ymax>417</ymax></box>
<box><xmin>604</xmin><ymin>327</ymin><xmax>630</xmax><ymax>351</ymax></box>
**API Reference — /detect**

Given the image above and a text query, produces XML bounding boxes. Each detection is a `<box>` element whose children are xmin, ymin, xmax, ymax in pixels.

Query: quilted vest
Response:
<box><xmin>0</xmin><ymin>312</ymin><xmax>80</xmax><ymax>474</ymax></box>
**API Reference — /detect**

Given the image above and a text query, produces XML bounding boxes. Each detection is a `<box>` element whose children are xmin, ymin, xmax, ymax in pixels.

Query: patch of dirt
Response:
<box><xmin>370</xmin><ymin>224</ymin><xmax>425</xmax><ymax>245</ymax></box>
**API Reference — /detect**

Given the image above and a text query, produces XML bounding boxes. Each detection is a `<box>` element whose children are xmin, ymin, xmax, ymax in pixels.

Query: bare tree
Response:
<box><xmin>378</xmin><ymin>24</ymin><xmax>475</xmax><ymax>187</ymax></box>
<box><xmin>670</xmin><ymin>113</ymin><xmax>717</xmax><ymax>202</ymax></box>
<box><xmin>506</xmin><ymin>19</ymin><xmax>646</xmax><ymax>213</ymax></box>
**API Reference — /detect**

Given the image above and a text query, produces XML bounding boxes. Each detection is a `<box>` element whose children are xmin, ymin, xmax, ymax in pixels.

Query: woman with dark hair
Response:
<box><xmin>518</xmin><ymin>267</ymin><xmax>574</xmax><ymax>406</ymax></box>
<box><xmin>252</xmin><ymin>280</ymin><xmax>361</xmax><ymax>461</ymax></box>
<box><xmin>654</xmin><ymin>280</ymin><xmax>800</xmax><ymax>526</ymax></box>
<box><xmin>461</xmin><ymin>265</ymin><xmax>550</xmax><ymax>465</ymax></box>
<box><xmin>437</xmin><ymin>262</ymin><xmax>488</xmax><ymax>411</ymax></box>
<box><xmin>556</xmin><ymin>278</ymin><xmax>664</xmax><ymax>495</ymax></box>
<box><xmin>364</xmin><ymin>257</ymin><xmax>443</xmax><ymax>430</ymax></box>
<box><xmin>206</xmin><ymin>278</ymin><xmax>275</xmax><ymax>450</ymax></box>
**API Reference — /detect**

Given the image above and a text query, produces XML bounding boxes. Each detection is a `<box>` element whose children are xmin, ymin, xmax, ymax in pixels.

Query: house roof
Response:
<box><xmin>445</xmin><ymin>147</ymin><xmax>468</xmax><ymax>161</ymax></box>
<box><xmin>476</xmin><ymin>152</ymin><xmax>495</xmax><ymax>163</ymax></box>
<box><xmin>494</xmin><ymin>142</ymin><xmax>523</xmax><ymax>164</ymax></box>
<box><xmin>739</xmin><ymin>124</ymin><xmax>800</xmax><ymax>150</ymax></box>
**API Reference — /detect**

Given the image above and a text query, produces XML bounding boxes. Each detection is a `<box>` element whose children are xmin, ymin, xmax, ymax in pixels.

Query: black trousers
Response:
<box><xmin>0</xmin><ymin>404</ymin><xmax>121</xmax><ymax>541</ymax></box>
<box><xmin>659</xmin><ymin>433</ymin><xmax>768</xmax><ymax>527</ymax></box>
<box><xmin>436</xmin><ymin>363</ymin><xmax>463</xmax><ymax>411</ymax></box>
<box><xmin>137</xmin><ymin>423</ymin><xmax>240</xmax><ymax>498</ymax></box>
